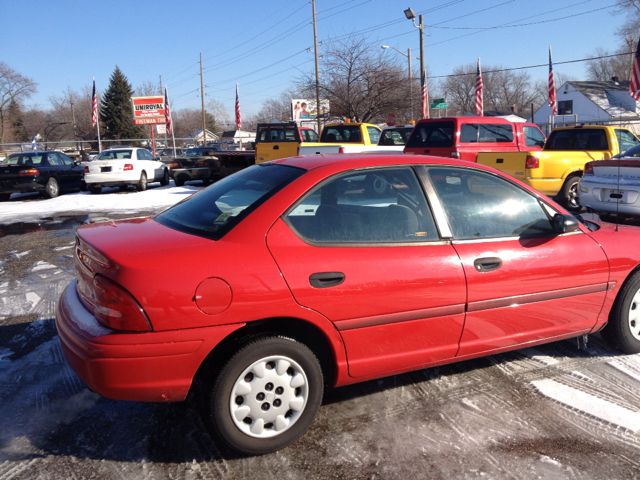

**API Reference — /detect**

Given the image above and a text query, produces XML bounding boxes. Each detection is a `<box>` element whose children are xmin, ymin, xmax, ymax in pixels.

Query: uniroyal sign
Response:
<box><xmin>131</xmin><ymin>96</ymin><xmax>166</xmax><ymax>125</ymax></box>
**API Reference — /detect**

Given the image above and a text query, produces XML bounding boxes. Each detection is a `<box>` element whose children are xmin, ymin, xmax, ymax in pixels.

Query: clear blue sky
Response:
<box><xmin>1</xmin><ymin>0</ymin><xmax>626</xmax><ymax>120</ymax></box>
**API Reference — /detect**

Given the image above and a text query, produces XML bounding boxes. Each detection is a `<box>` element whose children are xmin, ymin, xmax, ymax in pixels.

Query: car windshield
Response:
<box><xmin>155</xmin><ymin>163</ymin><xmax>305</xmax><ymax>240</ymax></box>
<box><xmin>185</xmin><ymin>149</ymin><xmax>205</xmax><ymax>157</ymax></box>
<box><xmin>96</xmin><ymin>150</ymin><xmax>133</xmax><ymax>160</ymax></box>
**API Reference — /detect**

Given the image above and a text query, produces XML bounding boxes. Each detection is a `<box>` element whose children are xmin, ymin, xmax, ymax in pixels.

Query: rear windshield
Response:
<box><xmin>155</xmin><ymin>164</ymin><xmax>305</xmax><ymax>240</ymax></box>
<box><xmin>320</xmin><ymin>126</ymin><xmax>363</xmax><ymax>143</ymax></box>
<box><xmin>96</xmin><ymin>150</ymin><xmax>132</xmax><ymax>160</ymax></box>
<box><xmin>405</xmin><ymin>121</ymin><xmax>454</xmax><ymax>148</ymax></box>
<box><xmin>460</xmin><ymin>124</ymin><xmax>514</xmax><ymax>143</ymax></box>
<box><xmin>256</xmin><ymin>125</ymin><xmax>301</xmax><ymax>143</ymax></box>
<box><xmin>3</xmin><ymin>153</ymin><xmax>45</xmax><ymax>165</ymax></box>
<box><xmin>546</xmin><ymin>129</ymin><xmax>609</xmax><ymax>151</ymax></box>
<box><xmin>379</xmin><ymin>127</ymin><xmax>413</xmax><ymax>145</ymax></box>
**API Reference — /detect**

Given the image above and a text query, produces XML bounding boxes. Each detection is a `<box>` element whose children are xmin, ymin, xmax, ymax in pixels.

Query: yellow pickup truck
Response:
<box><xmin>476</xmin><ymin>125</ymin><xmax>640</xmax><ymax>210</ymax></box>
<box><xmin>255</xmin><ymin>121</ymin><xmax>387</xmax><ymax>164</ymax></box>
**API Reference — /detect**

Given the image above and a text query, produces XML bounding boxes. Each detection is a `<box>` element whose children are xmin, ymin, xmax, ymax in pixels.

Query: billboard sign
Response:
<box><xmin>131</xmin><ymin>96</ymin><xmax>166</xmax><ymax>125</ymax></box>
<box><xmin>291</xmin><ymin>99</ymin><xmax>330</xmax><ymax>121</ymax></box>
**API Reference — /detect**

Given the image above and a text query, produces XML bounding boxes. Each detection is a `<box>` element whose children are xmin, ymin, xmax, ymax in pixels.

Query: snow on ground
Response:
<box><xmin>0</xmin><ymin>183</ymin><xmax>201</xmax><ymax>224</ymax></box>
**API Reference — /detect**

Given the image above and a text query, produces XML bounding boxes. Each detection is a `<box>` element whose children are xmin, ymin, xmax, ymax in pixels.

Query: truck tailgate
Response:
<box><xmin>476</xmin><ymin>152</ymin><xmax>528</xmax><ymax>181</ymax></box>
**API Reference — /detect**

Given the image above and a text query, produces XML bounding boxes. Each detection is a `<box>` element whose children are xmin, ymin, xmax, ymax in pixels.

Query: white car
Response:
<box><xmin>578</xmin><ymin>144</ymin><xmax>640</xmax><ymax>216</ymax></box>
<box><xmin>84</xmin><ymin>148</ymin><xmax>170</xmax><ymax>194</ymax></box>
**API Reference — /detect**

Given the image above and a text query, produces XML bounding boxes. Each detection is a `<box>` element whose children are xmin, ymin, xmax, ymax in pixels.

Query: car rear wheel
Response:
<box><xmin>119</xmin><ymin>185</ymin><xmax>129</xmax><ymax>191</ymax></box>
<box><xmin>0</xmin><ymin>193</ymin><xmax>10</xmax><ymax>202</ymax></box>
<box><xmin>204</xmin><ymin>336</ymin><xmax>323</xmax><ymax>455</ymax></box>
<box><xmin>559</xmin><ymin>175</ymin><xmax>581</xmax><ymax>212</ymax></box>
<box><xmin>174</xmin><ymin>177</ymin><xmax>185</xmax><ymax>187</ymax></box>
<box><xmin>137</xmin><ymin>172</ymin><xmax>147</xmax><ymax>192</ymax></box>
<box><xmin>602</xmin><ymin>271</ymin><xmax>640</xmax><ymax>354</ymax></box>
<box><xmin>89</xmin><ymin>185</ymin><xmax>102</xmax><ymax>194</ymax></box>
<box><xmin>160</xmin><ymin>169</ymin><xmax>170</xmax><ymax>186</ymax></box>
<box><xmin>44</xmin><ymin>177</ymin><xmax>60</xmax><ymax>199</ymax></box>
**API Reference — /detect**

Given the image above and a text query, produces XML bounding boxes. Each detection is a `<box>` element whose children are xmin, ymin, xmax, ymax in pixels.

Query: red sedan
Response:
<box><xmin>56</xmin><ymin>154</ymin><xmax>640</xmax><ymax>455</ymax></box>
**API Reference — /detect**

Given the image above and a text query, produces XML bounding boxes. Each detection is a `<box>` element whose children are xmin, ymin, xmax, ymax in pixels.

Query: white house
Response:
<box><xmin>530</xmin><ymin>80</ymin><xmax>640</xmax><ymax>134</ymax></box>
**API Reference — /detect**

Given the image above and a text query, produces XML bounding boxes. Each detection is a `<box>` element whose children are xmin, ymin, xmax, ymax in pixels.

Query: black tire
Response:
<box><xmin>559</xmin><ymin>175</ymin><xmax>581</xmax><ymax>212</ymax></box>
<box><xmin>119</xmin><ymin>185</ymin><xmax>129</xmax><ymax>191</ymax></box>
<box><xmin>204</xmin><ymin>336</ymin><xmax>323</xmax><ymax>455</ymax></box>
<box><xmin>160</xmin><ymin>169</ymin><xmax>170</xmax><ymax>186</ymax></box>
<box><xmin>0</xmin><ymin>193</ymin><xmax>10</xmax><ymax>202</ymax></box>
<box><xmin>89</xmin><ymin>185</ymin><xmax>101</xmax><ymax>195</ymax></box>
<box><xmin>602</xmin><ymin>271</ymin><xmax>640</xmax><ymax>354</ymax></box>
<box><xmin>44</xmin><ymin>177</ymin><xmax>60</xmax><ymax>199</ymax></box>
<box><xmin>174</xmin><ymin>177</ymin><xmax>185</xmax><ymax>187</ymax></box>
<box><xmin>136</xmin><ymin>172</ymin><xmax>147</xmax><ymax>192</ymax></box>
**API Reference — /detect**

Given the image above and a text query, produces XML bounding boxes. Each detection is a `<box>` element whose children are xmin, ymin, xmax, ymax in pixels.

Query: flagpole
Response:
<box><xmin>96</xmin><ymin>115</ymin><xmax>102</xmax><ymax>153</ymax></box>
<box><xmin>165</xmin><ymin>85</ymin><xmax>176</xmax><ymax>157</ymax></box>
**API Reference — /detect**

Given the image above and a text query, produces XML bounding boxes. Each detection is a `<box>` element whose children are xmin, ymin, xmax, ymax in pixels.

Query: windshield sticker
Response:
<box><xmin>213</xmin><ymin>212</ymin><xmax>233</xmax><ymax>225</ymax></box>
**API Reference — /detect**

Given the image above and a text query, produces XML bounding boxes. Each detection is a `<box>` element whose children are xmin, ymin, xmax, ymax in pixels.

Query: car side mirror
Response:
<box><xmin>552</xmin><ymin>213</ymin><xmax>580</xmax><ymax>234</ymax></box>
<box><xmin>155</xmin><ymin>156</ymin><xmax>161</xmax><ymax>161</ymax></box>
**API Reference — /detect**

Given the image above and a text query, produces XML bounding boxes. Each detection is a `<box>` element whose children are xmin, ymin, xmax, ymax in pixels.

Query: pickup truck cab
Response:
<box><xmin>297</xmin><ymin>122</ymin><xmax>387</xmax><ymax>156</ymax></box>
<box><xmin>403</xmin><ymin>116</ymin><xmax>545</xmax><ymax>162</ymax></box>
<box><xmin>255</xmin><ymin>123</ymin><xmax>319</xmax><ymax>164</ymax></box>
<box><xmin>476</xmin><ymin>125</ymin><xmax>640</xmax><ymax>210</ymax></box>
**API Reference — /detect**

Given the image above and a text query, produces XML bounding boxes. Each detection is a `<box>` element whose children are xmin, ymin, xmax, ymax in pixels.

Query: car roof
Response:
<box><xmin>272</xmin><ymin>153</ymin><xmax>500</xmax><ymax>173</ymax></box>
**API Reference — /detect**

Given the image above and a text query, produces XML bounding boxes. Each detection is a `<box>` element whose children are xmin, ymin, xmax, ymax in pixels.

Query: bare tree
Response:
<box><xmin>0</xmin><ymin>62</ymin><xmax>38</xmax><ymax>144</ymax></box>
<box><xmin>441</xmin><ymin>63</ymin><xmax>542</xmax><ymax>116</ymax></box>
<box><xmin>135</xmin><ymin>80</ymin><xmax>161</xmax><ymax>97</ymax></box>
<box><xmin>585</xmin><ymin>46</ymin><xmax>633</xmax><ymax>82</ymax></box>
<box><xmin>298</xmin><ymin>37</ymin><xmax>409</xmax><ymax>124</ymax></box>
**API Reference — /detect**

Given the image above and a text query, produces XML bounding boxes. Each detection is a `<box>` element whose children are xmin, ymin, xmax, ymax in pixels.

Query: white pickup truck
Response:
<box><xmin>297</xmin><ymin>123</ymin><xmax>412</xmax><ymax>156</ymax></box>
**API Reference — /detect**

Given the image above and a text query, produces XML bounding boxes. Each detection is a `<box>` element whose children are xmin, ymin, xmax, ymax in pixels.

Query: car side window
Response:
<box><xmin>615</xmin><ymin>129</ymin><xmax>639</xmax><ymax>152</ymax></box>
<box><xmin>425</xmin><ymin>167</ymin><xmax>556</xmax><ymax>240</ymax></box>
<box><xmin>523</xmin><ymin>126</ymin><xmax>546</xmax><ymax>147</ymax></box>
<box><xmin>60</xmin><ymin>153</ymin><xmax>74</xmax><ymax>165</ymax></box>
<box><xmin>47</xmin><ymin>153</ymin><xmax>64</xmax><ymax>166</ymax></box>
<box><xmin>285</xmin><ymin>167</ymin><xmax>439</xmax><ymax>244</ymax></box>
<box><xmin>367</xmin><ymin>127</ymin><xmax>380</xmax><ymax>144</ymax></box>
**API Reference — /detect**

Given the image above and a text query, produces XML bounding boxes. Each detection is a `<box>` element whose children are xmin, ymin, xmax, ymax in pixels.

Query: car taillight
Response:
<box><xmin>339</xmin><ymin>147</ymin><xmax>345</xmax><ymax>154</ymax></box>
<box><xmin>525</xmin><ymin>155</ymin><xmax>539</xmax><ymax>169</ymax></box>
<box><xmin>84</xmin><ymin>166</ymin><xmax>90</xmax><ymax>173</ymax></box>
<box><xmin>19</xmin><ymin>169</ymin><xmax>39</xmax><ymax>176</ymax></box>
<box><xmin>584</xmin><ymin>162</ymin><xmax>594</xmax><ymax>175</ymax></box>
<box><xmin>450</xmin><ymin>151</ymin><xmax>461</xmax><ymax>158</ymax></box>
<box><xmin>123</xmin><ymin>164</ymin><xmax>133</xmax><ymax>171</ymax></box>
<box><xmin>93</xmin><ymin>274</ymin><xmax>151</xmax><ymax>332</ymax></box>
<box><xmin>169</xmin><ymin>162</ymin><xmax>179</xmax><ymax>168</ymax></box>
<box><xmin>199</xmin><ymin>160</ymin><xmax>211</xmax><ymax>166</ymax></box>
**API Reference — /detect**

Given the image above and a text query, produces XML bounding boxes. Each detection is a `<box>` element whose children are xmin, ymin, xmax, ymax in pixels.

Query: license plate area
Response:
<box><xmin>607</xmin><ymin>189</ymin><xmax>625</xmax><ymax>202</ymax></box>
<box><xmin>100</xmin><ymin>166</ymin><xmax>112</xmax><ymax>173</ymax></box>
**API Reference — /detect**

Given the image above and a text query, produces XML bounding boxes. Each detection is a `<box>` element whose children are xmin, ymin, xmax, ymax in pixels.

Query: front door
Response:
<box><xmin>267</xmin><ymin>166</ymin><xmax>467</xmax><ymax>378</ymax></box>
<box><xmin>421</xmin><ymin>166</ymin><xmax>610</xmax><ymax>358</ymax></box>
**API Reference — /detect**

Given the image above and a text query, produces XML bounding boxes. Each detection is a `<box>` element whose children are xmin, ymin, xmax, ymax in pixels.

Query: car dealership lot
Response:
<box><xmin>1</xmin><ymin>182</ymin><xmax>640</xmax><ymax>479</ymax></box>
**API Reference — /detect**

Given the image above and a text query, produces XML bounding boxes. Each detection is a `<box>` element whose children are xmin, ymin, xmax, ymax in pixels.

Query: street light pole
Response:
<box><xmin>382</xmin><ymin>45</ymin><xmax>413</xmax><ymax>121</ymax></box>
<box><xmin>404</xmin><ymin>8</ymin><xmax>428</xmax><ymax>119</ymax></box>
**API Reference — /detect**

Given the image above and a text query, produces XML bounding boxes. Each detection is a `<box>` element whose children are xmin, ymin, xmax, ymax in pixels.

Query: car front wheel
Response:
<box><xmin>204</xmin><ymin>336</ymin><xmax>323</xmax><ymax>455</ymax></box>
<box><xmin>602</xmin><ymin>271</ymin><xmax>640</xmax><ymax>354</ymax></box>
<box><xmin>559</xmin><ymin>174</ymin><xmax>581</xmax><ymax>212</ymax></box>
<box><xmin>160</xmin><ymin>169</ymin><xmax>169</xmax><ymax>186</ymax></box>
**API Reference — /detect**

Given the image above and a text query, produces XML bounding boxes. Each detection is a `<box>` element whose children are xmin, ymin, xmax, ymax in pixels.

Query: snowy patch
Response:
<box><xmin>608</xmin><ymin>356</ymin><xmax>640</xmax><ymax>383</ymax></box>
<box><xmin>31</xmin><ymin>261</ymin><xmax>56</xmax><ymax>272</ymax></box>
<box><xmin>531</xmin><ymin>378</ymin><xmax>640</xmax><ymax>432</ymax></box>
<box><xmin>53</xmin><ymin>246</ymin><xmax>73</xmax><ymax>251</ymax></box>
<box><xmin>12</xmin><ymin>251</ymin><xmax>30</xmax><ymax>259</ymax></box>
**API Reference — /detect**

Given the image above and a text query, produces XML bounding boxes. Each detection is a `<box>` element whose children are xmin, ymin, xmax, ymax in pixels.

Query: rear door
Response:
<box><xmin>267</xmin><ymin>166</ymin><xmax>467</xmax><ymax>378</ymax></box>
<box><xmin>422</xmin><ymin>165</ymin><xmax>609</xmax><ymax>358</ymax></box>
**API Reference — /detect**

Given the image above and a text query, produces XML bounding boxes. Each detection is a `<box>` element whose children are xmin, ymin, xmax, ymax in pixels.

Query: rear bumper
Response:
<box><xmin>84</xmin><ymin>172</ymin><xmax>138</xmax><ymax>187</ymax></box>
<box><xmin>0</xmin><ymin>178</ymin><xmax>45</xmax><ymax>194</ymax></box>
<box><xmin>170</xmin><ymin>167</ymin><xmax>219</xmax><ymax>181</ymax></box>
<box><xmin>55</xmin><ymin>279</ymin><xmax>244</xmax><ymax>402</ymax></box>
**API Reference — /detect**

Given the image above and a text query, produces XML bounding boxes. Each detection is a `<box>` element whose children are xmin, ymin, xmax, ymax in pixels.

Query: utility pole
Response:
<box><xmin>200</xmin><ymin>53</ymin><xmax>207</xmax><ymax>147</ymax></box>
<box><xmin>70</xmin><ymin>96</ymin><xmax>78</xmax><ymax>151</ymax></box>
<box><xmin>408</xmin><ymin>48</ymin><xmax>413</xmax><ymax>121</ymax></box>
<box><xmin>312</xmin><ymin>0</ymin><xmax>321</xmax><ymax>133</ymax></box>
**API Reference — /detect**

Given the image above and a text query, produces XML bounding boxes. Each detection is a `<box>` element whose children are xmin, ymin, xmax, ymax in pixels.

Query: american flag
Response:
<box><xmin>91</xmin><ymin>78</ymin><xmax>98</xmax><ymax>127</ymax></box>
<box><xmin>421</xmin><ymin>73</ymin><xmax>428</xmax><ymax>119</ymax></box>
<box><xmin>548</xmin><ymin>46</ymin><xmax>557</xmax><ymax>115</ymax></box>
<box><xmin>164</xmin><ymin>86</ymin><xmax>172</xmax><ymax>134</ymax></box>
<box><xmin>475</xmin><ymin>58</ymin><xmax>483</xmax><ymax>116</ymax></box>
<box><xmin>235</xmin><ymin>83</ymin><xmax>242</xmax><ymax>130</ymax></box>
<box><xmin>630</xmin><ymin>35</ymin><xmax>640</xmax><ymax>100</ymax></box>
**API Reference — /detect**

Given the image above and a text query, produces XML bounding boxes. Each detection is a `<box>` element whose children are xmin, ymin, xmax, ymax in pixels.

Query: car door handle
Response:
<box><xmin>473</xmin><ymin>257</ymin><xmax>502</xmax><ymax>273</ymax></box>
<box><xmin>309</xmin><ymin>272</ymin><xmax>345</xmax><ymax>288</ymax></box>
<box><xmin>423</xmin><ymin>149</ymin><xmax>430</xmax><ymax>154</ymax></box>
<box><xmin>273</xmin><ymin>145</ymin><xmax>279</xmax><ymax>150</ymax></box>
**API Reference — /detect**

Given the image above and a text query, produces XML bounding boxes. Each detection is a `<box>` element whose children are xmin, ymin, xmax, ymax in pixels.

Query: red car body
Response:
<box><xmin>56</xmin><ymin>154</ymin><xmax>640</xmax><ymax>453</ymax></box>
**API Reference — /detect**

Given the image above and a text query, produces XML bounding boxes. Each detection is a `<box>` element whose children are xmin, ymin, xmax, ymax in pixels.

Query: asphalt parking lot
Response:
<box><xmin>1</xmin><ymin>192</ymin><xmax>640</xmax><ymax>479</ymax></box>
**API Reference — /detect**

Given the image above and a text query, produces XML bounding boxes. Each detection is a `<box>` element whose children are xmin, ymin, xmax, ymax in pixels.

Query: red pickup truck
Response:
<box><xmin>403</xmin><ymin>116</ymin><xmax>546</xmax><ymax>162</ymax></box>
